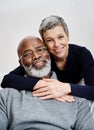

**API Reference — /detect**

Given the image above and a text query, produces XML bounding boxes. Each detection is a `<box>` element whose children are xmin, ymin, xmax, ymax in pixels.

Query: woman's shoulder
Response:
<box><xmin>69</xmin><ymin>44</ymin><xmax>91</xmax><ymax>55</ymax></box>
<box><xmin>69</xmin><ymin>44</ymin><xmax>86</xmax><ymax>50</ymax></box>
<box><xmin>69</xmin><ymin>43</ymin><xmax>93</xmax><ymax>61</ymax></box>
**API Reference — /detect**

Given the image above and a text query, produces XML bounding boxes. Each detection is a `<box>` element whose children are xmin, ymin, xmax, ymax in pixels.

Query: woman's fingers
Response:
<box><xmin>33</xmin><ymin>86</ymin><xmax>48</xmax><ymax>94</ymax></box>
<box><xmin>55</xmin><ymin>95</ymin><xmax>75</xmax><ymax>102</ymax></box>
<box><xmin>33</xmin><ymin>79</ymin><xmax>71</xmax><ymax>101</ymax></box>
<box><xmin>33</xmin><ymin>91</ymin><xmax>50</xmax><ymax>97</ymax></box>
<box><xmin>33</xmin><ymin>80</ymin><xmax>48</xmax><ymax>90</ymax></box>
<box><xmin>39</xmin><ymin>95</ymin><xmax>53</xmax><ymax>100</ymax></box>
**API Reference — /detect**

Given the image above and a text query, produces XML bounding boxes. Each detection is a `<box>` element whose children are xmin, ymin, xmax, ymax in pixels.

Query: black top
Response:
<box><xmin>1</xmin><ymin>44</ymin><xmax>94</xmax><ymax>100</ymax></box>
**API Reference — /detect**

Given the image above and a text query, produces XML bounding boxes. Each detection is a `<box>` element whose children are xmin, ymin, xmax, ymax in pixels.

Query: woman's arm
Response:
<box><xmin>1</xmin><ymin>66</ymin><xmax>40</xmax><ymax>91</ymax></box>
<box><xmin>71</xmin><ymin>84</ymin><xmax>94</xmax><ymax>100</ymax></box>
<box><xmin>32</xmin><ymin>47</ymin><xmax>94</xmax><ymax>101</ymax></box>
<box><xmin>71</xmin><ymin>47</ymin><xmax>94</xmax><ymax>100</ymax></box>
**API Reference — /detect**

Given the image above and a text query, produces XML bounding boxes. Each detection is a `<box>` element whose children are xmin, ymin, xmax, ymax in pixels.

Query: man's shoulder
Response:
<box><xmin>50</xmin><ymin>71</ymin><xmax>57</xmax><ymax>79</ymax></box>
<box><xmin>74</xmin><ymin>96</ymin><xmax>91</xmax><ymax>106</ymax></box>
<box><xmin>0</xmin><ymin>88</ymin><xmax>19</xmax><ymax>99</ymax></box>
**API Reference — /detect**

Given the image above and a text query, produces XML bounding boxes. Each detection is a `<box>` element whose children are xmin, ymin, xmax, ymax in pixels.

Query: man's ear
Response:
<box><xmin>19</xmin><ymin>59</ymin><xmax>23</xmax><ymax>66</ymax></box>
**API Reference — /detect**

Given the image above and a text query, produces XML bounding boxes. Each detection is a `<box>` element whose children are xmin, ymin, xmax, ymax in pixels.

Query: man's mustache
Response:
<box><xmin>32</xmin><ymin>58</ymin><xmax>48</xmax><ymax>66</ymax></box>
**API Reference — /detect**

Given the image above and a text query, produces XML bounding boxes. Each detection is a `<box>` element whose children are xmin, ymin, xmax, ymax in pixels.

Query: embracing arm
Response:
<box><xmin>1</xmin><ymin>66</ymin><xmax>40</xmax><ymax>91</ymax></box>
<box><xmin>71</xmin><ymin>47</ymin><xmax>94</xmax><ymax>100</ymax></box>
<box><xmin>33</xmin><ymin>47</ymin><xmax>94</xmax><ymax>101</ymax></box>
<box><xmin>71</xmin><ymin>84</ymin><xmax>94</xmax><ymax>100</ymax></box>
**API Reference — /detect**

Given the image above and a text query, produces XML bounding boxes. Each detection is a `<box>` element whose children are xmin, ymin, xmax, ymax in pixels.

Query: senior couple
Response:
<box><xmin>0</xmin><ymin>15</ymin><xmax>94</xmax><ymax>130</ymax></box>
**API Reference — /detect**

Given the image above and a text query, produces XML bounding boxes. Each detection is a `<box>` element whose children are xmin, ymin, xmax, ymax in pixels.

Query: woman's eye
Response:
<box><xmin>46</xmin><ymin>39</ymin><xmax>53</xmax><ymax>44</ymax></box>
<box><xmin>58</xmin><ymin>35</ymin><xmax>64</xmax><ymax>39</ymax></box>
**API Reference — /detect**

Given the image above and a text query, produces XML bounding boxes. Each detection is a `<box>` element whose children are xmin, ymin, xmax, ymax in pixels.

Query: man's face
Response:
<box><xmin>19</xmin><ymin>38</ymin><xmax>51</xmax><ymax>78</ymax></box>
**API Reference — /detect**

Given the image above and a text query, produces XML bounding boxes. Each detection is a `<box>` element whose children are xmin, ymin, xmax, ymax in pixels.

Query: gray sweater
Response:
<box><xmin>0</xmin><ymin>71</ymin><xmax>93</xmax><ymax>130</ymax></box>
<box><xmin>0</xmin><ymin>88</ymin><xmax>94</xmax><ymax>130</ymax></box>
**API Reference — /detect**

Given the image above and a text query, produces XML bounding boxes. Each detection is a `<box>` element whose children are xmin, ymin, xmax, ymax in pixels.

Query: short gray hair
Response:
<box><xmin>39</xmin><ymin>15</ymin><xmax>69</xmax><ymax>41</ymax></box>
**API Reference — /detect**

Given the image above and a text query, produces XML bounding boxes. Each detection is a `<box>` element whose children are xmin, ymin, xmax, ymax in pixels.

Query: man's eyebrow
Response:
<box><xmin>23</xmin><ymin>49</ymin><xmax>33</xmax><ymax>54</ymax></box>
<box><xmin>36</xmin><ymin>46</ymin><xmax>46</xmax><ymax>49</ymax></box>
<box><xmin>23</xmin><ymin>46</ymin><xmax>46</xmax><ymax>54</ymax></box>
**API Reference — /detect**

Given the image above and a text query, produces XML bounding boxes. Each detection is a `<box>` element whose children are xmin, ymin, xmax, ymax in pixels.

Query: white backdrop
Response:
<box><xmin>0</xmin><ymin>0</ymin><xmax>94</xmax><ymax>75</ymax></box>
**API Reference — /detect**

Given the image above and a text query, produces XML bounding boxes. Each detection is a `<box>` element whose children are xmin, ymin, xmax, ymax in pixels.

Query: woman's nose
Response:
<box><xmin>54</xmin><ymin>39</ymin><xmax>60</xmax><ymax>47</ymax></box>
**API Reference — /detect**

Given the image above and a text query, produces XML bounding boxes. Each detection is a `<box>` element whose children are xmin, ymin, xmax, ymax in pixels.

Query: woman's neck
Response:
<box><xmin>55</xmin><ymin>49</ymin><xmax>69</xmax><ymax>70</ymax></box>
<box><xmin>55</xmin><ymin>58</ymin><xmax>66</xmax><ymax>70</ymax></box>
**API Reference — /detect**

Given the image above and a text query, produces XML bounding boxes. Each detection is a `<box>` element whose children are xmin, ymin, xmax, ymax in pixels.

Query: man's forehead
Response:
<box><xmin>18</xmin><ymin>36</ymin><xmax>46</xmax><ymax>55</ymax></box>
<box><xmin>26</xmin><ymin>39</ymin><xmax>44</xmax><ymax>46</ymax></box>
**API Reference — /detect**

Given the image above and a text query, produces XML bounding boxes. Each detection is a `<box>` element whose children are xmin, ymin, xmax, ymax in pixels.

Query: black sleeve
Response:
<box><xmin>71</xmin><ymin>47</ymin><xmax>94</xmax><ymax>100</ymax></box>
<box><xmin>1</xmin><ymin>66</ymin><xmax>40</xmax><ymax>91</ymax></box>
<box><xmin>79</xmin><ymin>47</ymin><xmax>94</xmax><ymax>85</ymax></box>
<box><xmin>71</xmin><ymin>84</ymin><xmax>94</xmax><ymax>100</ymax></box>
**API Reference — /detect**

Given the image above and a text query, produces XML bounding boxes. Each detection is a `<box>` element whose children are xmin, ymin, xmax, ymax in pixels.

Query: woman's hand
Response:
<box><xmin>32</xmin><ymin>78</ymin><xmax>71</xmax><ymax>100</ymax></box>
<box><xmin>55</xmin><ymin>95</ymin><xmax>75</xmax><ymax>102</ymax></box>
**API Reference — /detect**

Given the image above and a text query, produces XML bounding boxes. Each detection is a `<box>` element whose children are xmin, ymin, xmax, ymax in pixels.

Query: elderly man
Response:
<box><xmin>0</xmin><ymin>36</ymin><xmax>94</xmax><ymax>130</ymax></box>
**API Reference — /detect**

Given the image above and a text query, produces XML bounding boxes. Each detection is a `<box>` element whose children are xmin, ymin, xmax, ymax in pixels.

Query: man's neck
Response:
<box><xmin>43</xmin><ymin>73</ymin><xmax>51</xmax><ymax>78</ymax></box>
<box><xmin>25</xmin><ymin>72</ymin><xmax>51</xmax><ymax>79</ymax></box>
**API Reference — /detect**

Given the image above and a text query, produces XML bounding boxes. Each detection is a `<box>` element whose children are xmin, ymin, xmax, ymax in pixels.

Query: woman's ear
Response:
<box><xmin>67</xmin><ymin>33</ymin><xmax>69</xmax><ymax>40</ymax></box>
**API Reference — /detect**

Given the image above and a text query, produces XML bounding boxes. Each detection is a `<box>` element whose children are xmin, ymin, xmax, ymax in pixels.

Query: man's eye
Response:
<box><xmin>27</xmin><ymin>53</ymin><xmax>32</xmax><ymax>56</ymax></box>
<box><xmin>38</xmin><ymin>48</ymin><xmax>42</xmax><ymax>52</ymax></box>
<box><xmin>37</xmin><ymin>47</ymin><xmax>47</xmax><ymax>52</ymax></box>
<box><xmin>24</xmin><ymin>52</ymin><xmax>32</xmax><ymax>57</ymax></box>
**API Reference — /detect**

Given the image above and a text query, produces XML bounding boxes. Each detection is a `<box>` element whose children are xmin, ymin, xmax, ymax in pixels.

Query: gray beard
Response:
<box><xmin>23</xmin><ymin>59</ymin><xmax>51</xmax><ymax>78</ymax></box>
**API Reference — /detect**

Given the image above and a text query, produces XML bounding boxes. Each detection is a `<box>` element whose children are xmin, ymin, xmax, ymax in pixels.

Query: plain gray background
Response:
<box><xmin>0</xmin><ymin>0</ymin><xmax>94</xmax><ymax>75</ymax></box>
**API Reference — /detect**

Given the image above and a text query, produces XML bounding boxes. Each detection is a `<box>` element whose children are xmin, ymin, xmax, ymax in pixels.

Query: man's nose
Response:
<box><xmin>32</xmin><ymin>51</ymin><xmax>41</xmax><ymax>60</ymax></box>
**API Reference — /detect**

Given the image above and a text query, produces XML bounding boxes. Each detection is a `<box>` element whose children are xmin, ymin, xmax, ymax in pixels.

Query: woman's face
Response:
<box><xmin>43</xmin><ymin>25</ymin><xmax>69</xmax><ymax>60</ymax></box>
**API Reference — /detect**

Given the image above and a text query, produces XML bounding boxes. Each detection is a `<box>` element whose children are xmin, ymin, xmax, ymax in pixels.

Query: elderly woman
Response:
<box><xmin>1</xmin><ymin>15</ymin><xmax>94</xmax><ymax>101</ymax></box>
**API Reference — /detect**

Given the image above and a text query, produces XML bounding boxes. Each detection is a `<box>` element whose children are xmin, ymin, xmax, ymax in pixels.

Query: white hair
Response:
<box><xmin>22</xmin><ymin>58</ymin><xmax>51</xmax><ymax>78</ymax></box>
